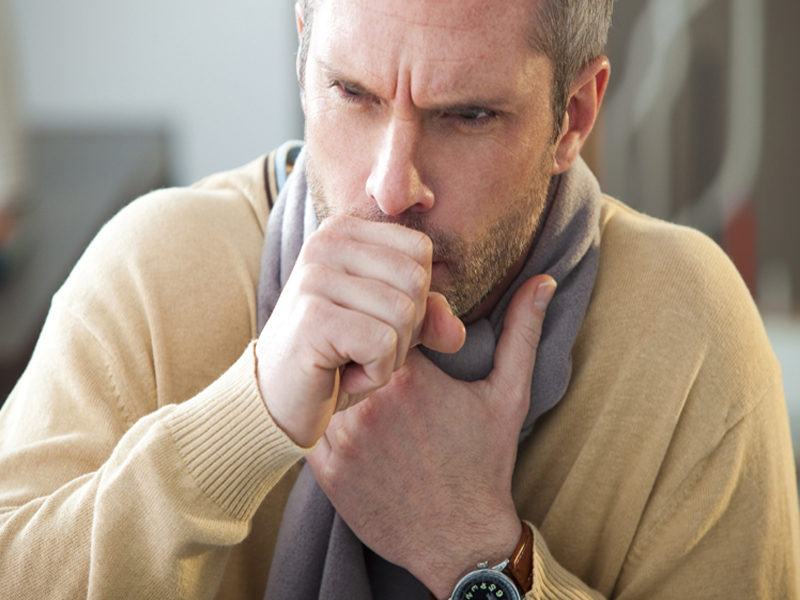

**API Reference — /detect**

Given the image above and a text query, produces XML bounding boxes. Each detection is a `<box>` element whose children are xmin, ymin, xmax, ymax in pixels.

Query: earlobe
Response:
<box><xmin>552</xmin><ymin>56</ymin><xmax>611</xmax><ymax>175</ymax></box>
<box><xmin>552</xmin><ymin>112</ymin><xmax>575</xmax><ymax>175</ymax></box>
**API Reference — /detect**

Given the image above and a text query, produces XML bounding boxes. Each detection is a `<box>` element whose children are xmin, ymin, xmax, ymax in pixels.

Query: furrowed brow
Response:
<box><xmin>319</xmin><ymin>59</ymin><xmax>515</xmax><ymax>114</ymax></box>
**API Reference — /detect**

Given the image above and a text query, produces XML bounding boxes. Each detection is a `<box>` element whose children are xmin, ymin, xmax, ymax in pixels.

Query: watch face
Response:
<box><xmin>451</xmin><ymin>569</ymin><xmax>521</xmax><ymax>600</ymax></box>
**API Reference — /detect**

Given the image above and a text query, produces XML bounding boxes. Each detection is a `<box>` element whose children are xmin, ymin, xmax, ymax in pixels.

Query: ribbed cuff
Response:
<box><xmin>165</xmin><ymin>341</ymin><xmax>310</xmax><ymax>520</ymax></box>
<box><xmin>529</xmin><ymin>523</ymin><xmax>603</xmax><ymax>599</ymax></box>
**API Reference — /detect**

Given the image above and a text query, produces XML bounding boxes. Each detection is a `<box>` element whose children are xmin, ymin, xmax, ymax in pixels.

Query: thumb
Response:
<box><xmin>488</xmin><ymin>275</ymin><xmax>557</xmax><ymax>397</ymax></box>
<box><xmin>416</xmin><ymin>292</ymin><xmax>466</xmax><ymax>354</ymax></box>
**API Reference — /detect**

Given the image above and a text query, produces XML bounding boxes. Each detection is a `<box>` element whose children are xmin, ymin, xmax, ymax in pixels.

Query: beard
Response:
<box><xmin>305</xmin><ymin>149</ymin><xmax>554</xmax><ymax>319</ymax></box>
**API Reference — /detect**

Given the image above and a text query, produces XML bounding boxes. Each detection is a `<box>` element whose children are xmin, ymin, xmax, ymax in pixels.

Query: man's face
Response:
<box><xmin>302</xmin><ymin>0</ymin><xmax>558</xmax><ymax>318</ymax></box>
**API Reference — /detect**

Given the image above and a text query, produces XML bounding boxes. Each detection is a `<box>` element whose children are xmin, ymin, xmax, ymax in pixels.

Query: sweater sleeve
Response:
<box><xmin>513</xmin><ymin>201</ymin><xmax>800</xmax><ymax>599</ymax></box>
<box><xmin>521</xmin><ymin>381</ymin><xmax>800</xmax><ymax>599</ymax></box>
<box><xmin>527</xmin><ymin>523</ymin><xmax>604</xmax><ymax>600</ymax></box>
<box><xmin>0</xmin><ymin>161</ymin><xmax>308</xmax><ymax>598</ymax></box>
<box><xmin>0</xmin><ymin>300</ymin><xmax>308</xmax><ymax>599</ymax></box>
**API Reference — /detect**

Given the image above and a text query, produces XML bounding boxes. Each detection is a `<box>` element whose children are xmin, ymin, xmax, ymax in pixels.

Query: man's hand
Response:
<box><xmin>306</xmin><ymin>275</ymin><xmax>556</xmax><ymax>599</ymax></box>
<box><xmin>255</xmin><ymin>215</ymin><xmax>466</xmax><ymax>448</ymax></box>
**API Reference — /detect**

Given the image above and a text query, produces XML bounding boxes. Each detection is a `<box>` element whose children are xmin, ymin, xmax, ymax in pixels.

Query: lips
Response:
<box><xmin>431</xmin><ymin>261</ymin><xmax>447</xmax><ymax>278</ymax></box>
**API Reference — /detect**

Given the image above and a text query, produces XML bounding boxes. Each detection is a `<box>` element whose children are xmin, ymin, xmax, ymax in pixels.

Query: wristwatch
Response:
<box><xmin>448</xmin><ymin>521</ymin><xmax>534</xmax><ymax>600</ymax></box>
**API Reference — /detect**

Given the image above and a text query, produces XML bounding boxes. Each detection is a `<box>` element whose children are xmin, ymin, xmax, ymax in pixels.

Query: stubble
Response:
<box><xmin>305</xmin><ymin>149</ymin><xmax>554</xmax><ymax>318</ymax></box>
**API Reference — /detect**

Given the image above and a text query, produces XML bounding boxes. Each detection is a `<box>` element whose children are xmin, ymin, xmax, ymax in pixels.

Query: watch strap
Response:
<box><xmin>503</xmin><ymin>521</ymin><xmax>534</xmax><ymax>594</ymax></box>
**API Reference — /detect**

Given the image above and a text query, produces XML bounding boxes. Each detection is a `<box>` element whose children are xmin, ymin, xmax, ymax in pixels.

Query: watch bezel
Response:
<box><xmin>450</xmin><ymin>567</ymin><xmax>522</xmax><ymax>600</ymax></box>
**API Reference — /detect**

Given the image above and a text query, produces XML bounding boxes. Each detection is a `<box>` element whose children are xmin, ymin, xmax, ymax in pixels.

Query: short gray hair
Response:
<box><xmin>297</xmin><ymin>0</ymin><xmax>613</xmax><ymax>140</ymax></box>
<box><xmin>296</xmin><ymin>0</ymin><xmax>318</xmax><ymax>94</ymax></box>
<box><xmin>530</xmin><ymin>0</ymin><xmax>614</xmax><ymax>140</ymax></box>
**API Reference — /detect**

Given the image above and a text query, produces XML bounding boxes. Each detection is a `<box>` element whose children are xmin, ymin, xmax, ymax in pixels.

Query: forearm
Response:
<box><xmin>0</xmin><ymin>342</ymin><xmax>308</xmax><ymax>599</ymax></box>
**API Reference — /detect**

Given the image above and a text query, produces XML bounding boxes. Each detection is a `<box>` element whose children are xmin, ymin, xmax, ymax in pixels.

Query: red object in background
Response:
<box><xmin>723</xmin><ymin>199</ymin><xmax>758</xmax><ymax>301</ymax></box>
<box><xmin>0</xmin><ymin>208</ymin><xmax>13</xmax><ymax>246</ymax></box>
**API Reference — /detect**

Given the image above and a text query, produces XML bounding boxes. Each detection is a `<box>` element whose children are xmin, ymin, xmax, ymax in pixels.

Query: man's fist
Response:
<box><xmin>255</xmin><ymin>215</ymin><xmax>466</xmax><ymax>447</ymax></box>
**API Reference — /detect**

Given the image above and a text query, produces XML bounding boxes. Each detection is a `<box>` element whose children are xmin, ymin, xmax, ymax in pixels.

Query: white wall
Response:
<box><xmin>7</xmin><ymin>0</ymin><xmax>304</xmax><ymax>185</ymax></box>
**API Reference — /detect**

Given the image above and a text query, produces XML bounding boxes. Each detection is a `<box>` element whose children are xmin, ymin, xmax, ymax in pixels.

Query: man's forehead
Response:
<box><xmin>325</xmin><ymin>0</ymin><xmax>536</xmax><ymax>27</ymax></box>
<box><xmin>316</xmin><ymin>0</ymin><xmax>538</xmax><ymax>47</ymax></box>
<box><xmin>313</xmin><ymin>0</ymin><xmax>547</xmax><ymax>105</ymax></box>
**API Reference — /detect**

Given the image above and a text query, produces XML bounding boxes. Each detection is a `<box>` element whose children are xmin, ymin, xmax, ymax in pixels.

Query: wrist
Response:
<box><xmin>423</xmin><ymin>515</ymin><xmax>522</xmax><ymax>600</ymax></box>
<box><xmin>444</xmin><ymin>522</ymin><xmax>534</xmax><ymax>600</ymax></box>
<box><xmin>255</xmin><ymin>340</ymin><xmax>338</xmax><ymax>448</ymax></box>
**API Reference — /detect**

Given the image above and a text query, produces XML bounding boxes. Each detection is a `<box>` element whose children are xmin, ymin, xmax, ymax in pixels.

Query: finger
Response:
<box><xmin>319</xmin><ymin>214</ymin><xmax>433</xmax><ymax>270</ymax></box>
<box><xmin>487</xmin><ymin>275</ymin><xmax>556</xmax><ymax>399</ymax></box>
<box><xmin>416</xmin><ymin>292</ymin><xmax>466</xmax><ymax>354</ymax></box>
<box><xmin>259</xmin><ymin>298</ymin><xmax>398</xmax><ymax>447</ymax></box>
<box><xmin>300</xmin><ymin>297</ymin><xmax>400</xmax><ymax>391</ymax></box>
<box><xmin>305</xmin><ymin>227</ymin><xmax>430</xmax><ymax>293</ymax></box>
<box><xmin>299</xmin><ymin>264</ymin><xmax>419</xmax><ymax>369</ymax></box>
<box><xmin>303</xmin><ymin>227</ymin><xmax>431</xmax><ymax>343</ymax></box>
<box><xmin>338</xmin><ymin>364</ymin><xmax>382</xmax><ymax>404</ymax></box>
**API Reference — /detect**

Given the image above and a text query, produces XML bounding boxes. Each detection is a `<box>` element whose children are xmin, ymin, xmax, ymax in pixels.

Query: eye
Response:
<box><xmin>337</xmin><ymin>83</ymin><xmax>361</xmax><ymax>98</ymax></box>
<box><xmin>330</xmin><ymin>81</ymin><xmax>373</xmax><ymax>105</ymax></box>
<box><xmin>448</xmin><ymin>107</ymin><xmax>498</xmax><ymax>128</ymax></box>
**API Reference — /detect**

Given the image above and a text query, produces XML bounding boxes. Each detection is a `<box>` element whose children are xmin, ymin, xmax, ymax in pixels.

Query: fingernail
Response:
<box><xmin>533</xmin><ymin>280</ymin><xmax>557</xmax><ymax>313</ymax></box>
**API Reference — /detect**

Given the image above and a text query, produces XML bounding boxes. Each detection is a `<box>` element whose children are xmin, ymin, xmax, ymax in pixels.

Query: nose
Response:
<box><xmin>365</xmin><ymin>116</ymin><xmax>435</xmax><ymax>216</ymax></box>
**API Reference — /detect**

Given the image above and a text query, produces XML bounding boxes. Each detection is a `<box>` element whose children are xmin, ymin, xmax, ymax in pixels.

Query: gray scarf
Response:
<box><xmin>259</xmin><ymin>145</ymin><xmax>601</xmax><ymax>600</ymax></box>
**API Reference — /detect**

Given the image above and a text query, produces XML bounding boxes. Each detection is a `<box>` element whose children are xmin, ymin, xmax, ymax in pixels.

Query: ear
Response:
<box><xmin>295</xmin><ymin>1</ymin><xmax>305</xmax><ymax>78</ymax></box>
<box><xmin>295</xmin><ymin>1</ymin><xmax>305</xmax><ymax>38</ymax></box>
<box><xmin>552</xmin><ymin>56</ymin><xmax>611</xmax><ymax>175</ymax></box>
<box><xmin>295</xmin><ymin>1</ymin><xmax>307</xmax><ymax>111</ymax></box>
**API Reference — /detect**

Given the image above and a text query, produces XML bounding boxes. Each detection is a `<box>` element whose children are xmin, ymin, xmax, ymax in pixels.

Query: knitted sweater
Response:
<box><xmin>0</xmin><ymin>156</ymin><xmax>797</xmax><ymax>599</ymax></box>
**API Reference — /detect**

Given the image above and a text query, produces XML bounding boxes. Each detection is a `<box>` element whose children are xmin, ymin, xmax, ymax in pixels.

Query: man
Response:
<box><xmin>0</xmin><ymin>0</ymin><xmax>797</xmax><ymax>598</ymax></box>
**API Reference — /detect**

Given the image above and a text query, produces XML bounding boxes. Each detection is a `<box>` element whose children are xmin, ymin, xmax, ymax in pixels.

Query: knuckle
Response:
<box><xmin>320</xmin><ymin>213</ymin><xmax>349</xmax><ymax>232</ymax></box>
<box><xmin>325</xmin><ymin>214</ymin><xmax>361</xmax><ymax>240</ymax></box>
<box><xmin>364</xmin><ymin>327</ymin><xmax>397</xmax><ymax>386</ymax></box>
<box><xmin>375</xmin><ymin>323</ymin><xmax>399</xmax><ymax>357</ymax></box>
<box><xmin>332</xmin><ymin>419</ymin><xmax>363</xmax><ymax>462</ymax></box>
<box><xmin>354</xmin><ymin>397</ymin><xmax>382</xmax><ymax>430</ymax></box>
<box><xmin>393</xmin><ymin>293</ymin><xmax>416</xmax><ymax>328</ymax></box>
<box><xmin>317</xmin><ymin>458</ymin><xmax>340</xmax><ymax>495</ymax></box>
<box><xmin>409</xmin><ymin>229</ymin><xmax>433</xmax><ymax>263</ymax></box>
<box><xmin>406</xmin><ymin>262</ymin><xmax>429</xmax><ymax>298</ymax></box>
<box><xmin>297</xmin><ymin>294</ymin><xmax>329</xmax><ymax>325</ymax></box>
<box><xmin>302</xmin><ymin>233</ymin><xmax>327</xmax><ymax>262</ymax></box>
<box><xmin>296</xmin><ymin>263</ymin><xmax>328</xmax><ymax>295</ymax></box>
<box><xmin>519</xmin><ymin>322</ymin><xmax>543</xmax><ymax>350</ymax></box>
<box><xmin>495</xmin><ymin>380</ymin><xmax>529</xmax><ymax>420</ymax></box>
<box><xmin>386</xmin><ymin>364</ymin><xmax>414</xmax><ymax>394</ymax></box>
<box><xmin>310</xmin><ymin>226</ymin><xmax>343</xmax><ymax>252</ymax></box>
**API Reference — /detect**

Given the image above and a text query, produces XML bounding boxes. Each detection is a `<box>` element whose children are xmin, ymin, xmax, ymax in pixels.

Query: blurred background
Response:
<box><xmin>0</xmin><ymin>1</ymin><xmax>797</xmax><ymax>479</ymax></box>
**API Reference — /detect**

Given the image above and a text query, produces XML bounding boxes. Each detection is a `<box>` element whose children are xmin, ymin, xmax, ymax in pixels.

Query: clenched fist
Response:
<box><xmin>255</xmin><ymin>215</ymin><xmax>466</xmax><ymax>447</ymax></box>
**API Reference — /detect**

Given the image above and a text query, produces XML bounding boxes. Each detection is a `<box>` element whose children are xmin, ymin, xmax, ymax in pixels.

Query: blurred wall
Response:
<box><xmin>757</xmin><ymin>1</ymin><xmax>800</xmax><ymax>313</ymax></box>
<box><xmin>7</xmin><ymin>0</ymin><xmax>304</xmax><ymax>185</ymax></box>
<box><xmin>596</xmin><ymin>0</ymin><xmax>800</xmax><ymax>311</ymax></box>
<box><xmin>588</xmin><ymin>0</ymin><xmax>800</xmax><ymax>461</ymax></box>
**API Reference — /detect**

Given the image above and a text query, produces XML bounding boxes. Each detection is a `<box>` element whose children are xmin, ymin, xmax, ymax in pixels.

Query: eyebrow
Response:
<box><xmin>319</xmin><ymin>60</ymin><xmax>515</xmax><ymax>114</ymax></box>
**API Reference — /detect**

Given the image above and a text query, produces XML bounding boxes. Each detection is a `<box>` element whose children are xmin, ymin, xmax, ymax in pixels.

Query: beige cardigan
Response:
<box><xmin>0</xmin><ymin>157</ymin><xmax>797</xmax><ymax>599</ymax></box>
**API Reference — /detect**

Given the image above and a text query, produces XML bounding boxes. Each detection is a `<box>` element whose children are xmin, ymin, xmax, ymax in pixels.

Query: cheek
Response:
<box><xmin>305</xmin><ymin>98</ymin><xmax>375</xmax><ymax>208</ymax></box>
<box><xmin>428</xmin><ymin>137</ymin><xmax>541</xmax><ymax>231</ymax></box>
